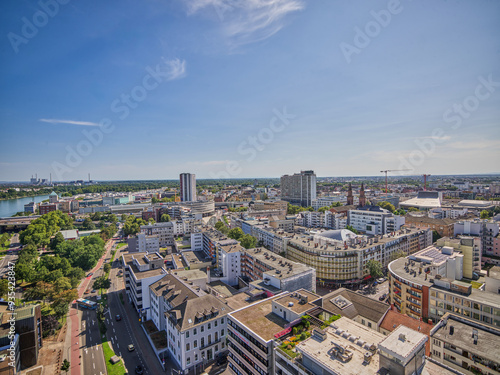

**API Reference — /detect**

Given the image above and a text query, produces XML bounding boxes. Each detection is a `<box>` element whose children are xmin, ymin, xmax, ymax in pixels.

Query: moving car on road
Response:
<box><xmin>115</xmin><ymin>314</ymin><xmax>122</xmax><ymax>321</ymax></box>
<box><xmin>128</xmin><ymin>344</ymin><xmax>135</xmax><ymax>352</ymax></box>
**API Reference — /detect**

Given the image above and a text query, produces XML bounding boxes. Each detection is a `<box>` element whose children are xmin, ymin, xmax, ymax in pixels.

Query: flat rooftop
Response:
<box><xmin>274</xmin><ymin>290</ymin><xmax>320</xmax><ymax>314</ymax></box>
<box><xmin>288</xmin><ymin>227</ymin><xmax>428</xmax><ymax>254</ymax></box>
<box><xmin>378</xmin><ymin>325</ymin><xmax>427</xmax><ymax>363</ymax></box>
<box><xmin>230</xmin><ymin>294</ymin><xmax>288</xmax><ymax>342</ymax></box>
<box><xmin>182</xmin><ymin>250</ymin><xmax>211</xmax><ymax>264</ymax></box>
<box><xmin>295</xmin><ymin>317</ymin><xmax>385</xmax><ymax>375</ymax></box>
<box><xmin>244</xmin><ymin>248</ymin><xmax>313</xmax><ymax>278</ymax></box>
<box><xmin>432</xmin><ymin>315</ymin><xmax>500</xmax><ymax>362</ymax></box>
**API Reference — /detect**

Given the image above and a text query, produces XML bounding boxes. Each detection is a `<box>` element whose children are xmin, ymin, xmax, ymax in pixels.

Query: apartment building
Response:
<box><xmin>251</xmin><ymin>224</ymin><xmax>291</xmax><ymax>254</ymax></box>
<box><xmin>122</xmin><ymin>252</ymin><xmax>166</xmax><ymax>319</ymax></box>
<box><xmin>404</xmin><ymin>215</ymin><xmax>456</xmax><ymax>237</ymax></box>
<box><xmin>311</xmin><ymin>195</ymin><xmax>346</xmax><ymax>210</ymax></box>
<box><xmin>149</xmin><ymin>274</ymin><xmax>201</xmax><ymax>332</ymax></box>
<box><xmin>241</xmin><ymin>248</ymin><xmax>316</xmax><ymax>293</ymax></box>
<box><xmin>348</xmin><ymin>205</ymin><xmax>405</xmax><ymax>235</ymax></box>
<box><xmin>268</xmin><ymin>215</ymin><xmax>295</xmax><ymax>232</ymax></box>
<box><xmin>388</xmin><ymin>245</ymin><xmax>464</xmax><ymax>320</ymax></box>
<box><xmin>436</xmin><ymin>236</ymin><xmax>481</xmax><ymax>279</ymax></box>
<box><xmin>0</xmin><ymin>304</ymin><xmax>42</xmax><ymax>370</ymax></box>
<box><xmin>165</xmin><ymin>294</ymin><xmax>230</xmax><ymax>372</ymax></box>
<box><xmin>429</xmin><ymin>281</ymin><xmax>500</xmax><ymax>328</ymax></box>
<box><xmin>454</xmin><ymin>219</ymin><xmax>499</xmax><ymax>260</ymax></box>
<box><xmin>287</xmin><ymin>227</ymin><xmax>431</xmax><ymax>287</ymax></box>
<box><xmin>227</xmin><ymin>291</ymin><xmax>319</xmax><ymax>375</ymax></box>
<box><xmin>127</xmin><ymin>232</ymin><xmax>160</xmax><ymax>253</ymax></box>
<box><xmin>280</xmin><ymin>170</ymin><xmax>317</xmax><ymax>207</ymax></box>
<box><xmin>430</xmin><ymin>313</ymin><xmax>500</xmax><ymax>375</ymax></box>
<box><xmin>202</xmin><ymin>228</ymin><xmax>239</xmax><ymax>262</ymax></box>
<box><xmin>217</xmin><ymin>243</ymin><xmax>244</xmax><ymax>286</ymax></box>
<box><xmin>140</xmin><ymin>220</ymin><xmax>194</xmax><ymax>247</ymax></box>
<box><xmin>39</xmin><ymin>203</ymin><xmax>57</xmax><ymax>215</ymax></box>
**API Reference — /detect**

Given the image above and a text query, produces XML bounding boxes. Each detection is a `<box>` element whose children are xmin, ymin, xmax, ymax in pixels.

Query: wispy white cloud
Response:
<box><xmin>184</xmin><ymin>0</ymin><xmax>304</xmax><ymax>47</ymax></box>
<box><xmin>163</xmin><ymin>58</ymin><xmax>187</xmax><ymax>81</ymax></box>
<box><xmin>39</xmin><ymin>119</ymin><xmax>99</xmax><ymax>126</ymax></box>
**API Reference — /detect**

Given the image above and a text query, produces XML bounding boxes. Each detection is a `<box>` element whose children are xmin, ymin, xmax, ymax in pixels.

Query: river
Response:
<box><xmin>0</xmin><ymin>195</ymin><xmax>50</xmax><ymax>218</ymax></box>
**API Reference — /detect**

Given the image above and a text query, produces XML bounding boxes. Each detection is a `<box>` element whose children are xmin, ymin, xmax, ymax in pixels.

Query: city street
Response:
<box><xmin>104</xmin><ymin>245</ymin><xmax>166</xmax><ymax>375</ymax></box>
<box><xmin>80</xmin><ymin>308</ymin><xmax>107</xmax><ymax>375</ymax></box>
<box><xmin>69</xmin><ymin>237</ymin><xmax>116</xmax><ymax>375</ymax></box>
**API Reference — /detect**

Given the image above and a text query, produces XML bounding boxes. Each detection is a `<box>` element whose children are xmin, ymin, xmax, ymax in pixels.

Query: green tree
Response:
<box><xmin>345</xmin><ymin>225</ymin><xmax>358</xmax><ymax>234</ymax></box>
<box><xmin>50</xmin><ymin>232</ymin><xmax>65</xmax><ymax>250</ymax></box>
<box><xmin>104</xmin><ymin>263</ymin><xmax>111</xmax><ymax>273</ymax></box>
<box><xmin>390</xmin><ymin>249</ymin><xmax>407</xmax><ymax>261</ymax></box>
<box><xmin>61</xmin><ymin>359</ymin><xmax>70</xmax><ymax>374</ymax></box>
<box><xmin>408</xmin><ymin>207</ymin><xmax>419</xmax><ymax>212</ymax></box>
<box><xmin>240</xmin><ymin>234</ymin><xmax>257</xmax><ymax>249</ymax></box>
<box><xmin>160</xmin><ymin>214</ymin><xmax>171</xmax><ymax>223</ymax></box>
<box><xmin>228</xmin><ymin>227</ymin><xmax>244</xmax><ymax>241</ymax></box>
<box><xmin>82</xmin><ymin>217</ymin><xmax>96</xmax><ymax>230</ymax></box>
<box><xmin>0</xmin><ymin>279</ymin><xmax>8</xmax><ymax>299</ymax></box>
<box><xmin>480</xmin><ymin>210</ymin><xmax>490</xmax><ymax>219</ymax></box>
<box><xmin>214</xmin><ymin>221</ymin><xmax>226</xmax><ymax>231</ymax></box>
<box><xmin>318</xmin><ymin>207</ymin><xmax>329</xmax><ymax>213</ymax></box>
<box><xmin>377</xmin><ymin>201</ymin><xmax>395</xmax><ymax>213</ymax></box>
<box><xmin>432</xmin><ymin>230</ymin><xmax>442</xmax><ymax>242</ymax></box>
<box><xmin>93</xmin><ymin>276</ymin><xmax>111</xmax><ymax>291</ymax></box>
<box><xmin>148</xmin><ymin>218</ymin><xmax>156</xmax><ymax>225</ymax></box>
<box><xmin>366</xmin><ymin>260</ymin><xmax>384</xmax><ymax>279</ymax></box>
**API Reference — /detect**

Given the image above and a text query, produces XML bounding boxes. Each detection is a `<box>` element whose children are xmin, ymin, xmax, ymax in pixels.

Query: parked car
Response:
<box><xmin>135</xmin><ymin>365</ymin><xmax>144</xmax><ymax>374</ymax></box>
<box><xmin>115</xmin><ymin>314</ymin><xmax>122</xmax><ymax>321</ymax></box>
<box><xmin>128</xmin><ymin>344</ymin><xmax>135</xmax><ymax>352</ymax></box>
<box><xmin>379</xmin><ymin>293</ymin><xmax>387</xmax><ymax>301</ymax></box>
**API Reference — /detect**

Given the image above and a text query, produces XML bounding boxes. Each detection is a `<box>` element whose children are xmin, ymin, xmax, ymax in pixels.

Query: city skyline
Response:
<box><xmin>1</xmin><ymin>1</ymin><xmax>499</xmax><ymax>181</ymax></box>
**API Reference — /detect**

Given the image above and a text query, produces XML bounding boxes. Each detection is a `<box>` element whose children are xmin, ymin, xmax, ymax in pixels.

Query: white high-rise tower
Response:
<box><xmin>179</xmin><ymin>173</ymin><xmax>197</xmax><ymax>202</ymax></box>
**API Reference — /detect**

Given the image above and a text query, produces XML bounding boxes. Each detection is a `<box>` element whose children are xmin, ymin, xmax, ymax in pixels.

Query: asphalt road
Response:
<box><xmin>105</xmin><ymin>244</ymin><xmax>162</xmax><ymax>375</ymax></box>
<box><xmin>81</xmin><ymin>308</ymin><xmax>107</xmax><ymax>375</ymax></box>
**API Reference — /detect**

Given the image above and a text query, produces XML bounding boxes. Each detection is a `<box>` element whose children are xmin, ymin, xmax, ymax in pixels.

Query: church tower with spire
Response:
<box><xmin>347</xmin><ymin>183</ymin><xmax>353</xmax><ymax>205</ymax></box>
<box><xmin>359</xmin><ymin>183</ymin><xmax>366</xmax><ymax>207</ymax></box>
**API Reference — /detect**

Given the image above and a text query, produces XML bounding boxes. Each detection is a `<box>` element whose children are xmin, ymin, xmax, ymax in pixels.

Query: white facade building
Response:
<box><xmin>180</xmin><ymin>173</ymin><xmax>197</xmax><ymax>202</ymax></box>
<box><xmin>348</xmin><ymin>205</ymin><xmax>405</xmax><ymax>235</ymax></box>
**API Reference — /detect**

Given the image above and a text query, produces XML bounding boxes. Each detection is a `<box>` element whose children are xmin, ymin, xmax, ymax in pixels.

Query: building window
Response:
<box><xmin>221</xmin><ymin>318</ymin><xmax>224</xmax><ymax>324</ymax></box>
<box><xmin>194</xmin><ymin>340</ymin><xmax>198</xmax><ymax>348</ymax></box>
<box><xmin>201</xmin><ymin>337</ymin><xmax>205</xmax><ymax>347</ymax></box>
<box><xmin>195</xmin><ymin>354</ymin><xmax>198</xmax><ymax>361</ymax></box>
<box><xmin>194</xmin><ymin>328</ymin><xmax>197</xmax><ymax>335</ymax></box>
<box><xmin>221</xmin><ymin>329</ymin><xmax>225</xmax><ymax>336</ymax></box>
<box><xmin>186</xmin><ymin>343</ymin><xmax>190</xmax><ymax>351</ymax></box>
<box><xmin>187</xmin><ymin>357</ymin><xmax>191</xmax><ymax>365</ymax></box>
<box><xmin>186</xmin><ymin>331</ymin><xmax>190</xmax><ymax>338</ymax></box>
<box><xmin>201</xmin><ymin>325</ymin><xmax>205</xmax><ymax>333</ymax></box>
<box><xmin>215</xmin><ymin>345</ymin><xmax>219</xmax><ymax>352</ymax></box>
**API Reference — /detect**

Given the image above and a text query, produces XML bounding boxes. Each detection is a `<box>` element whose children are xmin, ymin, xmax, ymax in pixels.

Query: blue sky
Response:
<box><xmin>1</xmin><ymin>0</ymin><xmax>499</xmax><ymax>181</ymax></box>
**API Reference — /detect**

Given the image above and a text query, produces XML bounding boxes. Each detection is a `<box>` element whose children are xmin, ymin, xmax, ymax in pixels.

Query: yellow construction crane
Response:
<box><xmin>380</xmin><ymin>169</ymin><xmax>411</xmax><ymax>193</ymax></box>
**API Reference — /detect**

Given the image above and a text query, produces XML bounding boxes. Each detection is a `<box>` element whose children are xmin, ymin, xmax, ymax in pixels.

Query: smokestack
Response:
<box><xmin>88</xmin><ymin>173</ymin><xmax>90</xmax><ymax>182</ymax></box>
